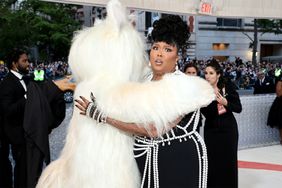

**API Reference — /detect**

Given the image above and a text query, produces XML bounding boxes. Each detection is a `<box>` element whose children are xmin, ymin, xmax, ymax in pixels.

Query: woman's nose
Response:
<box><xmin>156</xmin><ymin>50</ymin><xmax>162</xmax><ymax>57</ymax></box>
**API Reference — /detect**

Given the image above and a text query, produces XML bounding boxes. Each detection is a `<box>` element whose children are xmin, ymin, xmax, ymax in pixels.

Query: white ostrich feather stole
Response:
<box><xmin>36</xmin><ymin>0</ymin><xmax>215</xmax><ymax>188</ymax></box>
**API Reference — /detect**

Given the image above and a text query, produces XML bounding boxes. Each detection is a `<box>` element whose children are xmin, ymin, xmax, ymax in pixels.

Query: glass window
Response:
<box><xmin>217</xmin><ymin>18</ymin><xmax>242</xmax><ymax>27</ymax></box>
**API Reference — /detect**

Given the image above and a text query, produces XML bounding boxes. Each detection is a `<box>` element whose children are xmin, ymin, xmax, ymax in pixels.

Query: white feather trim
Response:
<box><xmin>97</xmin><ymin>71</ymin><xmax>215</xmax><ymax>135</ymax></box>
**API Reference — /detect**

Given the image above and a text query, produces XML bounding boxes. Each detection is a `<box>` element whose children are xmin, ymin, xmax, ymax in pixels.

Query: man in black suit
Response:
<box><xmin>0</xmin><ymin>49</ymin><xmax>30</xmax><ymax>188</ymax></box>
<box><xmin>253</xmin><ymin>69</ymin><xmax>275</xmax><ymax>94</ymax></box>
<box><xmin>0</xmin><ymin>49</ymin><xmax>75</xmax><ymax>188</ymax></box>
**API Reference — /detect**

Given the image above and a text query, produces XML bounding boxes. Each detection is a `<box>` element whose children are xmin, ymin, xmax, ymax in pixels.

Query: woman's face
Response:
<box><xmin>185</xmin><ymin>67</ymin><xmax>197</xmax><ymax>76</ymax></box>
<box><xmin>150</xmin><ymin>41</ymin><xmax>179</xmax><ymax>75</ymax></box>
<box><xmin>204</xmin><ymin>66</ymin><xmax>220</xmax><ymax>87</ymax></box>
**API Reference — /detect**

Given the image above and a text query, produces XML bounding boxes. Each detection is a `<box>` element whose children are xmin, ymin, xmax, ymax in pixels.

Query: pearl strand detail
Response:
<box><xmin>134</xmin><ymin>109</ymin><xmax>207</xmax><ymax>188</ymax></box>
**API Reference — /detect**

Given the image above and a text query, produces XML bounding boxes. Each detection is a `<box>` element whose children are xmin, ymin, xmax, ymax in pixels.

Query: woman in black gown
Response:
<box><xmin>132</xmin><ymin>16</ymin><xmax>208</xmax><ymax>188</ymax></box>
<box><xmin>202</xmin><ymin>60</ymin><xmax>242</xmax><ymax>188</ymax></box>
<box><xmin>76</xmin><ymin>15</ymin><xmax>209</xmax><ymax>188</ymax></box>
<box><xmin>267</xmin><ymin>71</ymin><xmax>282</xmax><ymax>144</ymax></box>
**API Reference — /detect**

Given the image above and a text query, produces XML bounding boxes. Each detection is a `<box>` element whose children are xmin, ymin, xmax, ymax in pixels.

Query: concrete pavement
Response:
<box><xmin>238</xmin><ymin>145</ymin><xmax>282</xmax><ymax>188</ymax></box>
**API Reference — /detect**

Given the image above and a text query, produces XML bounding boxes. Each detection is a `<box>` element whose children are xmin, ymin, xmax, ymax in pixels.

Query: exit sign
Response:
<box><xmin>199</xmin><ymin>2</ymin><xmax>213</xmax><ymax>15</ymax></box>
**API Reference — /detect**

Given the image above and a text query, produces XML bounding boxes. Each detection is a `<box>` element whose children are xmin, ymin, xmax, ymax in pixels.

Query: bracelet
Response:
<box><xmin>90</xmin><ymin>92</ymin><xmax>96</xmax><ymax>102</ymax></box>
<box><xmin>85</xmin><ymin>94</ymin><xmax>107</xmax><ymax>124</ymax></box>
<box><xmin>86</xmin><ymin>102</ymin><xmax>94</xmax><ymax>117</ymax></box>
<box><xmin>100</xmin><ymin>113</ymin><xmax>107</xmax><ymax>123</ymax></box>
<box><xmin>89</xmin><ymin>104</ymin><xmax>96</xmax><ymax>117</ymax></box>
<box><xmin>98</xmin><ymin>113</ymin><xmax>107</xmax><ymax>124</ymax></box>
<box><xmin>97</xmin><ymin>111</ymin><xmax>102</xmax><ymax>124</ymax></box>
<box><xmin>93</xmin><ymin>108</ymin><xmax>100</xmax><ymax>121</ymax></box>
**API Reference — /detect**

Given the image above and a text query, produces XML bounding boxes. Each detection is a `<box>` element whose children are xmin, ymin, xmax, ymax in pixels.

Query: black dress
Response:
<box><xmin>267</xmin><ymin>75</ymin><xmax>282</xmax><ymax>129</ymax></box>
<box><xmin>134</xmin><ymin>110</ymin><xmax>207</xmax><ymax>188</ymax></box>
<box><xmin>201</xmin><ymin>81</ymin><xmax>242</xmax><ymax>188</ymax></box>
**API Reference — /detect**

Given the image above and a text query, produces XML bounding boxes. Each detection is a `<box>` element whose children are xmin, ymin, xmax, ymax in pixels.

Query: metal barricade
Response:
<box><xmin>235</xmin><ymin>94</ymin><xmax>280</xmax><ymax>149</ymax></box>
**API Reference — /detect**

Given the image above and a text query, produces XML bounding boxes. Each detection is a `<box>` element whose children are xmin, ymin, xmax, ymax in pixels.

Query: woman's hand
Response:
<box><xmin>75</xmin><ymin>96</ymin><xmax>90</xmax><ymax>115</ymax></box>
<box><xmin>215</xmin><ymin>89</ymin><xmax>228</xmax><ymax>106</ymax></box>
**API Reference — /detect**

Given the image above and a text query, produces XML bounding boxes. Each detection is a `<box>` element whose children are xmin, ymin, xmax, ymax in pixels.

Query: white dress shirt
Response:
<box><xmin>11</xmin><ymin>70</ymin><xmax>27</xmax><ymax>98</ymax></box>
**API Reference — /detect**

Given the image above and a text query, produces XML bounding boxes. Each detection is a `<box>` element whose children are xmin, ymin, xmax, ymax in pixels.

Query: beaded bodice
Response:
<box><xmin>135</xmin><ymin>109</ymin><xmax>200</xmax><ymax>145</ymax></box>
<box><xmin>134</xmin><ymin>110</ymin><xmax>208</xmax><ymax>188</ymax></box>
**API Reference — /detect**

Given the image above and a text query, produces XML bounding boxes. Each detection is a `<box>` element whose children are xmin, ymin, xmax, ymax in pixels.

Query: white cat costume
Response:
<box><xmin>36</xmin><ymin>0</ymin><xmax>214</xmax><ymax>188</ymax></box>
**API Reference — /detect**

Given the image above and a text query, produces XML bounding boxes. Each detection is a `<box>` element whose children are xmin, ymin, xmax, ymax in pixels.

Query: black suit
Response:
<box><xmin>24</xmin><ymin>80</ymin><xmax>65</xmax><ymax>187</ymax></box>
<box><xmin>0</xmin><ymin>72</ymin><xmax>66</xmax><ymax>188</ymax></box>
<box><xmin>253</xmin><ymin>76</ymin><xmax>275</xmax><ymax>94</ymax></box>
<box><xmin>0</xmin><ymin>72</ymin><xmax>27</xmax><ymax>188</ymax></box>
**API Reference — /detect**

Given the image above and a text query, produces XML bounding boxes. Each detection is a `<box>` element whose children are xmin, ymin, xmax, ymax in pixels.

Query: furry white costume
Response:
<box><xmin>36</xmin><ymin>0</ymin><xmax>214</xmax><ymax>187</ymax></box>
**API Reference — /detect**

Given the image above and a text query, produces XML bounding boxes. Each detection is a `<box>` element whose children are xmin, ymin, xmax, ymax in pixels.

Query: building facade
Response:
<box><xmin>196</xmin><ymin>16</ymin><xmax>282</xmax><ymax>62</ymax></box>
<box><xmin>77</xmin><ymin>6</ymin><xmax>282</xmax><ymax>63</ymax></box>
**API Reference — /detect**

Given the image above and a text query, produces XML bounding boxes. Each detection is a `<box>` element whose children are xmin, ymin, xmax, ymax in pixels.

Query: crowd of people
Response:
<box><xmin>183</xmin><ymin>59</ymin><xmax>282</xmax><ymax>91</ymax></box>
<box><xmin>2</xmin><ymin>57</ymin><xmax>281</xmax><ymax>92</ymax></box>
<box><xmin>0</xmin><ymin>61</ymin><xmax>70</xmax><ymax>81</ymax></box>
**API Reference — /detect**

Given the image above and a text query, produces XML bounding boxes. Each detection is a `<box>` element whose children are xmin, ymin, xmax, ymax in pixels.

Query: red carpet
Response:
<box><xmin>238</xmin><ymin>160</ymin><xmax>282</xmax><ymax>172</ymax></box>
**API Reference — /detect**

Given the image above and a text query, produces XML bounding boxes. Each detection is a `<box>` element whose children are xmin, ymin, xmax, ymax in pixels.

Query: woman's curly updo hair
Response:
<box><xmin>150</xmin><ymin>15</ymin><xmax>190</xmax><ymax>57</ymax></box>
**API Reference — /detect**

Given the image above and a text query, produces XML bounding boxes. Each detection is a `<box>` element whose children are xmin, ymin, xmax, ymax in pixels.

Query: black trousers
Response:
<box><xmin>0</xmin><ymin>137</ymin><xmax>13</xmax><ymax>188</ymax></box>
<box><xmin>26</xmin><ymin>138</ymin><xmax>45</xmax><ymax>188</ymax></box>
<box><xmin>11</xmin><ymin>144</ymin><xmax>27</xmax><ymax>188</ymax></box>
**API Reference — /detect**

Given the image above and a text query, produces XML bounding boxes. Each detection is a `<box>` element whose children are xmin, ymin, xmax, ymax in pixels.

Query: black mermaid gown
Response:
<box><xmin>134</xmin><ymin>110</ymin><xmax>207</xmax><ymax>188</ymax></box>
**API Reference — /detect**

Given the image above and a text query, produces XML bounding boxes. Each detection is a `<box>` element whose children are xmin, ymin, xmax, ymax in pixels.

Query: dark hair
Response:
<box><xmin>6</xmin><ymin>48</ymin><xmax>28</xmax><ymax>70</ymax></box>
<box><xmin>150</xmin><ymin>15</ymin><xmax>190</xmax><ymax>57</ymax></box>
<box><xmin>206</xmin><ymin>59</ymin><xmax>226</xmax><ymax>90</ymax></box>
<box><xmin>184</xmin><ymin>63</ymin><xmax>199</xmax><ymax>74</ymax></box>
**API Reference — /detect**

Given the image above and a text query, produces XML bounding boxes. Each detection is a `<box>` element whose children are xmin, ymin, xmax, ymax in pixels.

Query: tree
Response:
<box><xmin>258</xmin><ymin>19</ymin><xmax>282</xmax><ymax>35</ymax></box>
<box><xmin>252</xmin><ymin>19</ymin><xmax>258</xmax><ymax>65</ymax></box>
<box><xmin>0</xmin><ymin>0</ymin><xmax>17</xmax><ymax>9</ymax></box>
<box><xmin>0</xmin><ymin>1</ymin><xmax>34</xmax><ymax>58</ymax></box>
<box><xmin>243</xmin><ymin>18</ymin><xmax>282</xmax><ymax>65</ymax></box>
<box><xmin>0</xmin><ymin>0</ymin><xmax>80</xmax><ymax>62</ymax></box>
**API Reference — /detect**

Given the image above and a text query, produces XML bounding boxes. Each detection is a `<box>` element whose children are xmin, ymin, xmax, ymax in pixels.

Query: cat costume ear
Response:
<box><xmin>106</xmin><ymin>0</ymin><xmax>127</xmax><ymax>33</ymax></box>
